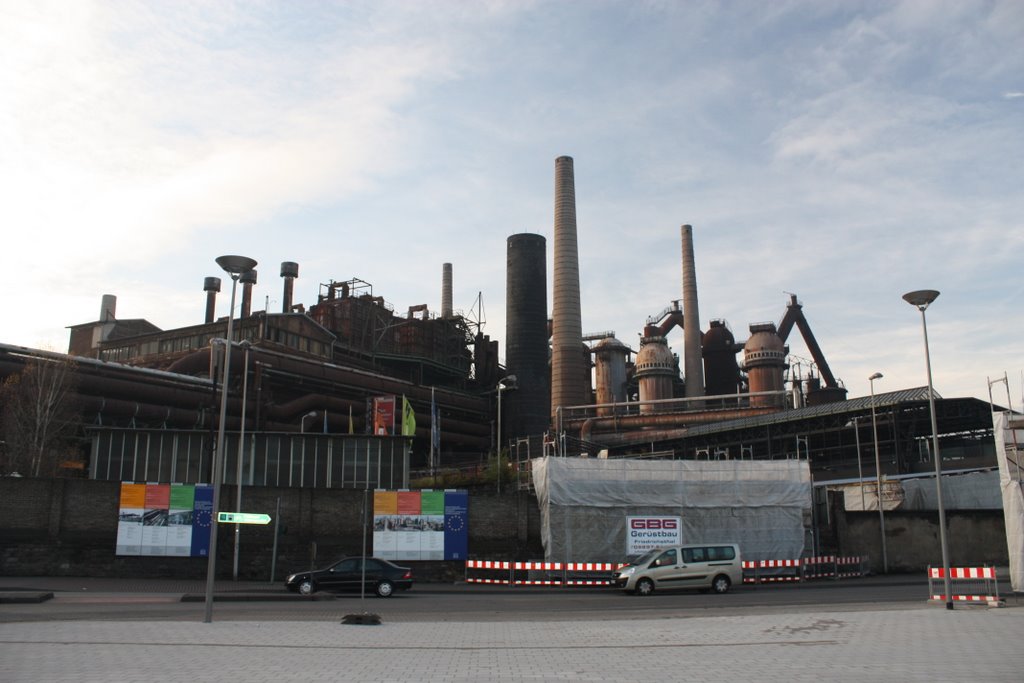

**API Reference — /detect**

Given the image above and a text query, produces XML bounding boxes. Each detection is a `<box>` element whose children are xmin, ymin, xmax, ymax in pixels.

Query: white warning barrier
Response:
<box><xmin>465</xmin><ymin>559</ymin><xmax>622</xmax><ymax>586</ymax></box>
<box><xmin>742</xmin><ymin>559</ymin><xmax>802</xmax><ymax>584</ymax></box>
<box><xmin>742</xmin><ymin>556</ymin><xmax>868</xmax><ymax>584</ymax></box>
<box><xmin>469</xmin><ymin>555</ymin><xmax>868</xmax><ymax>587</ymax></box>
<box><xmin>927</xmin><ymin>566</ymin><xmax>1004</xmax><ymax>606</ymax></box>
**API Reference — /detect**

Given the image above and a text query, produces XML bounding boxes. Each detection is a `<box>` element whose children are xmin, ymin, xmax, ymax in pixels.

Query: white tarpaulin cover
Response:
<box><xmin>841</xmin><ymin>471</ymin><xmax>1003</xmax><ymax>511</ymax></box>
<box><xmin>532</xmin><ymin>457</ymin><xmax>811</xmax><ymax>563</ymax></box>
<box><xmin>900</xmin><ymin>470</ymin><xmax>1003</xmax><ymax>510</ymax></box>
<box><xmin>993</xmin><ymin>412</ymin><xmax>1024</xmax><ymax>592</ymax></box>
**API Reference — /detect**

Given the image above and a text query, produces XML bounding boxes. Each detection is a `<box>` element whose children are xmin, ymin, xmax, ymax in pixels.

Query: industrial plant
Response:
<box><xmin>0</xmin><ymin>155</ymin><xmax>1002</xmax><ymax>485</ymax></box>
<box><xmin>0</xmin><ymin>154</ymin><xmax>1011</xmax><ymax>574</ymax></box>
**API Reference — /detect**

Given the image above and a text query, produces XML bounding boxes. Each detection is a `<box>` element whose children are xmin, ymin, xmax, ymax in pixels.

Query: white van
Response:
<box><xmin>612</xmin><ymin>543</ymin><xmax>742</xmax><ymax>596</ymax></box>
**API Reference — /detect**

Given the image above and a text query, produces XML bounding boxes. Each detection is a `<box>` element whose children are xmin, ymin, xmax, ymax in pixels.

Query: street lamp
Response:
<box><xmin>869</xmin><ymin>371</ymin><xmax>888</xmax><ymax>574</ymax></box>
<box><xmin>205</xmin><ymin>254</ymin><xmax>257</xmax><ymax>623</ymax></box>
<box><xmin>496</xmin><ymin>375</ymin><xmax>517</xmax><ymax>494</ymax></box>
<box><xmin>232</xmin><ymin>339</ymin><xmax>252</xmax><ymax>581</ymax></box>
<box><xmin>903</xmin><ymin>289</ymin><xmax>952</xmax><ymax>609</ymax></box>
<box><xmin>844</xmin><ymin>417</ymin><xmax>866</xmax><ymax>510</ymax></box>
<box><xmin>301</xmin><ymin>411</ymin><xmax>318</xmax><ymax>433</ymax></box>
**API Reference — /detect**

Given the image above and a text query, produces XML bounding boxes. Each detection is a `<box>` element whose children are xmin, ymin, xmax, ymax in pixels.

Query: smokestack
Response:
<box><xmin>506</xmin><ymin>234</ymin><xmax>549</xmax><ymax>438</ymax></box>
<box><xmin>240</xmin><ymin>269</ymin><xmax>257</xmax><ymax>318</ymax></box>
<box><xmin>551</xmin><ymin>156</ymin><xmax>588</xmax><ymax>420</ymax></box>
<box><xmin>280</xmin><ymin>262</ymin><xmax>298</xmax><ymax>313</ymax></box>
<box><xmin>203</xmin><ymin>277</ymin><xmax>221</xmax><ymax>324</ymax></box>
<box><xmin>681</xmin><ymin>224</ymin><xmax>705</xmax><ymax>397</ymax></box>
<box><xmin>441</xmin><ymin>263</ymin><xmax>453</xmax><ymax>318</ymax></box>
<box><xmin>99</xmin><ymin>294</ymin><xmax>117</xmax><ymax>322</ymax></box>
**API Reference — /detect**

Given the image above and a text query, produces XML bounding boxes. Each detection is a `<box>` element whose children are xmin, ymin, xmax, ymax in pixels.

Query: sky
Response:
<box><xmin>2</xmin><ymin>0</ymin><xmax>1022</xmax><ymax>406</ymax></box>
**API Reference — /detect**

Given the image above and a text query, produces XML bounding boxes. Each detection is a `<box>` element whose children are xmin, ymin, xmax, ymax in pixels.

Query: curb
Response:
<box><xmin>180</xmin><ymin>592</ymin><xmax>337</xmax><ymax>603</ymax></box>
<box><xmin>0</xmin><ymin>591</ymin><xmax>54</xmax><ymax>604</ymax></box>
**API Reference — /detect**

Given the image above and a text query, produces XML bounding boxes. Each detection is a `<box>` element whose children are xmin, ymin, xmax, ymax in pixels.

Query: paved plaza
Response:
<box><xmin>2</xmin><ymin>605</ymin><xmax>1023</xmax><ymax>682</ymax></box>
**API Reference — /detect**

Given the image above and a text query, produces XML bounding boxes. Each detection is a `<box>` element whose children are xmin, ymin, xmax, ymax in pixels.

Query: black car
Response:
<box><xmin>284</xmin><ymin>556</ymin><xmax>413</xmax><ymax>597</ymax></box>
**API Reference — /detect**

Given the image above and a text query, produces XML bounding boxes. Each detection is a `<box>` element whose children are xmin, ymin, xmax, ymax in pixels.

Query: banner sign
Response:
<box><xmin>626</xmin><ymin>516</ymin><xmax>682</xmax><ymax>555</ymax></box>
<box><xmin>372</xmin><ymin>396</ymin><xmax>396</xmax><ymax>436</ymax></box>
<box><xmin>116</xmin><ymin>482</ymin><xmax>213</xmax><ymax>557</ymax></box>
<box><xmin>373</xmin><ymin>489</ymin><xmax>468</xmax><ymax>560</ymax></box>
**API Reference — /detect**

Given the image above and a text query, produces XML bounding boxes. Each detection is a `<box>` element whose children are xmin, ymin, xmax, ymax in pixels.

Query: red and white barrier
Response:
<box><xmin>466</xmin><ymin>559</ymin><xmax>621</xmax><ymax>586</ymax></box>
<box><xmin>467</xmin><ymin>555</ymin><xmax>869</xmax><ymax>587</ymax></box>
<box><xmin>927</xmin><ymin>565</ymin><xmax>1003</xmax><ymax>606</ymax></box>
<box><xmin>742</xmin><ymin>556</ymin><xmax>866</xmax><ymax>584</ymax></box>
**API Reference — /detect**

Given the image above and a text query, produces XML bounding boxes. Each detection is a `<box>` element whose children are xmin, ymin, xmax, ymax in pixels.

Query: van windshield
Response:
<box><xmin>630</xmin><ymin>549</ymin><xmax>661</xmax><ymax>566</ymax></box>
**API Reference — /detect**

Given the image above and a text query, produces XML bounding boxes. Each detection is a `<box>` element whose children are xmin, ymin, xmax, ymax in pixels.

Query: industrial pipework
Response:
<box><xmin>441</xmin><ymin>263</ymin><xmax>453</xmax><ymax>319</ymax></box>
<box><xmin>280</xmin><ymin>262</ymin><xmax>299</xmax><ymax>313</ymax></box>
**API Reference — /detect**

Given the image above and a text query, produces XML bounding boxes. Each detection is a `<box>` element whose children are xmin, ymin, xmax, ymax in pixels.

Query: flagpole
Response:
<box><xmin>430</xmin><ymin>387</ymin><xmax>436</xmax><ymax>482</ymax></box>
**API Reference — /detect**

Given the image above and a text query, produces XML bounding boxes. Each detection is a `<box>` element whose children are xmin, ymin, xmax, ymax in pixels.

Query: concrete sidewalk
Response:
<box><xmin>2</xmin><ymin>606</ymin><xmax>1022</xmax><ymax>682</ymax></box>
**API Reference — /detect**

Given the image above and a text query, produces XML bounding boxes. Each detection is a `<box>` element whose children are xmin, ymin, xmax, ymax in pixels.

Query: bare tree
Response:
<box><xmin>0</xmin><ymin>355</ymin><xmax>80</xmax><ymax>477</ymax></box>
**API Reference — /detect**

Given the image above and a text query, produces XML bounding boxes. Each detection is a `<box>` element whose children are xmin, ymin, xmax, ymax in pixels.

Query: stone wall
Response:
<box><xmin>0</xmin><ymin>478</ymin><xmax>543</xmax><ymax>581</ymax></box>
<box><xmin>834</xmin><ymin>509</ymin><xmax>1008</xmax><ymax>573</ymax></box>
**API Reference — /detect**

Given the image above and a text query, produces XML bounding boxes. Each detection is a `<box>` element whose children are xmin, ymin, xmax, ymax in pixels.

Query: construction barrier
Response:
<box><xmin>465</xmin><ymin>559</ymin><xmax>621</xmax><ymax>586</ymax></box>
<box><xmin>927</xmin><ymin>566</ymin><xmax>1004</xmax><ymax>607</ymax></box>
<box><xmin>468</xmin><ymin>555</ymin><xmax>868</xmax><ymax>587</ymax></box>
<box><xmin>742</xmin><ymin>556</ymin><xmax>868</xmax><ymax>584</ymax></box>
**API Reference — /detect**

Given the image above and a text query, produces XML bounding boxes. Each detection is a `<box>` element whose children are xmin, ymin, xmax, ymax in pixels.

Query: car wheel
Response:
<box><xmin>711</xmin><ymin>574</ymin><xmax>731</xmax><ymax>594</ymax></box>
<box><xmin>298</xmin><ymin>579</ymin><xmax>316</xmax><ymax>596</ymax></box>
<box><xmin>634</xmin><ymin>578</ymin><xmax>654</xmax><ymax>596</ymax></box>
<box><xmin>376</xmin><ymin>580</ymin><xmax>394</xmax><ymax>598</ymax></box>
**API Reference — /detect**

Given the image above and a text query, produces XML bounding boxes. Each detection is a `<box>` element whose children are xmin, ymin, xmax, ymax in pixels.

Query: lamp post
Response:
<box><xmin>903</xmin><ymin>289</ymin><xmax>952</xmax><ymax>609</ymax></box>
<box><xmin>869</xmin><ymin>371</ymin><xmax>887</xmax><ymax>574</ymax></box>
<box><xmin>496</xmin><ymin>375</ymin><xmax>517</xmax><ymax>494</ymax></box>
<box><xmin>301</xmin><ymin>411</ymin><xmax>318</xmax><ymax>433</ymax></box>
<box><xmin>204</xmin><ymin>254</ymin><xmax>257</xmax><ymax>624</ymax></box>
<box><xmin>232</xmin><ymin>340</ymin><xmax>251</xmax><ymax>581</ymax></box>
<box><xmin>845</xmin><ymin>417</ymin><xmax>866</xmax><ymax>510</ymax></box>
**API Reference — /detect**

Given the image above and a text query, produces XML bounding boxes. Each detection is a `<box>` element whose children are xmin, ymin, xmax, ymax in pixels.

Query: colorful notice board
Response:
<box><xmin>372</xmin><ymin>489</ymin><xmax>468</xmax><ymax>561</ymax></box>
<box><xmin>115</xmin><ymin>482</ymin><xmax>213</xmax><ymax>557</ymax></box>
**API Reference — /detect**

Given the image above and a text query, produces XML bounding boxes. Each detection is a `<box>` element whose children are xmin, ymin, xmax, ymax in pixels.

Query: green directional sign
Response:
<box><xmin>217</xmin><ymin>512</ymin><xmax>271</xmax><ymax>525</ymax></box>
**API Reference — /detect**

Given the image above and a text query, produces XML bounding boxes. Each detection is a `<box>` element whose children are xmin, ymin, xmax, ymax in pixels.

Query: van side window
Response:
<box><xmin>690</xmin><ymin>547</ymin><xmax>707</xmax><ymax>562</ymax></box>
<box><xmin>654</xmin><ymin>549</ymin><xmax>676</xmax><ymax>567</ymax></box>
<box><xmin>707</xmin><ymin>546</ymin><xmax>736</xmax><ymax>561</ymax></box>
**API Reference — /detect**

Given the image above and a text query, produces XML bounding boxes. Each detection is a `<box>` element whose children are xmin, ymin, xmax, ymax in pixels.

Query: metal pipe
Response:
<box><xmin>869</xmin><ymin>372</ymin><xmax>888</xmax><ymax>573</ymax></box>
<box><xmin>579</xmin><ymin>406</ymin><xmax>778</xmax><ymax>440</ymax></box>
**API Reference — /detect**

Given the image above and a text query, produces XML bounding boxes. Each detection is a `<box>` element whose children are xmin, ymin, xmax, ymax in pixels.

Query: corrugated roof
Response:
<box><xmin>684</xmin><ymin>386</ymin><xmax>939</xmax><ymax>437</ymax></box>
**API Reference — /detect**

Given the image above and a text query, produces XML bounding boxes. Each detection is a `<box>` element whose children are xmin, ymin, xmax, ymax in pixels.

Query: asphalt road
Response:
<box><xmin>5</xmin><ymin>575</ymin><xmax>1015</xmax><ymax>623</ymax></box>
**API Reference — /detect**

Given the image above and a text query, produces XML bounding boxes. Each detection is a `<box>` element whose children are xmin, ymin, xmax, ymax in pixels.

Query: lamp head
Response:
<box><xmin>902</xmin><ymin>289</ymin><xmax>939</xmax><ymax>310</ymax></box>
<box><xmin>869</xmin><ymin>372</ymin><xmax>883</xmax><ymax>381</ymax></box>
<box><xmin>216</xmin><ymin>255</ymin><xmax>258</xmax><ymax>275</ymax></box>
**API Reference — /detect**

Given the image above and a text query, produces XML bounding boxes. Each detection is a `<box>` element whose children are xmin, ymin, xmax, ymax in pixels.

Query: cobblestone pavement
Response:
<box><xmin>2</xmin><ymin>607</ymin><xmax>1023</xmax><ymax>682</ymax></box>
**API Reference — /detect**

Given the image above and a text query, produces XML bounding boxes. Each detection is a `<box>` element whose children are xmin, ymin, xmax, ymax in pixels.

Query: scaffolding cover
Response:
<box><xmin>532</xmin><ymin>457</ymin><xmax>811</xmax><ymax>563</ymax></box>
<box><xmin>898</xmin><ymin>470</ymin><xmax>1003</xmax><ymax>510</ymax></box>
<box><xmin>993</xmin><ymin>412</ymin><xmax>1024</xmax><ymax>592</ymax></box>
